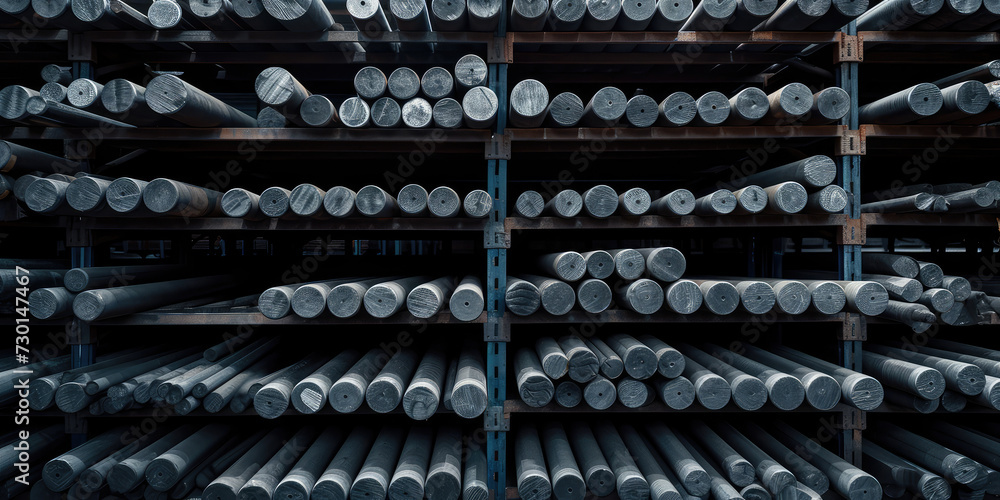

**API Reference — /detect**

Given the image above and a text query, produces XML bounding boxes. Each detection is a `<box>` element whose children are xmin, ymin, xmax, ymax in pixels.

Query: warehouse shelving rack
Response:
<box><xmin>3</xmin><ymin>13</ymin><xmax>1000</xmax><ymax>499</ymax></box>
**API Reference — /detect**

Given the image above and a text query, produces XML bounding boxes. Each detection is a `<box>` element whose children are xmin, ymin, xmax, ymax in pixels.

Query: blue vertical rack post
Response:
<box><xmin>484</xmin><ymin>18</ymin><xmax>511</xmax><ymax>499</ymax></box>
<box><xmin>836</xmin><ymin>20</ymin><xmax>864</xmax><ymax>466</ymax></box>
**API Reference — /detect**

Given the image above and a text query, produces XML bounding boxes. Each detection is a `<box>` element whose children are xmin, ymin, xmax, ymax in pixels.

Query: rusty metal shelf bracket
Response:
<box><xmin>835</xmin><ymin>33</ymin><xmax>863</xmax><ymax>63</ymax></box>
<box><xmin>484</xmin><ymin>315</ymin><xmax>510</xmax><ymax>342</ymax></box>
<box><xmin>836</xmin><ymin>128</ymin><xmax>865</xmax><ymax>156</ymax></box>
<box><xmin>835</xmin><ymin>408</ymin><xmax>867</xmax><ymax>430</ymax></box>
<box><xmin>484</xmin><ymin>404</ymin><xmax>510</xmax><ymax>431</ymax></box>
<box><xmin>840</xmin><ymin>314</ymin><xmax>867</xmax><ymax>341</ymax></box>
<box><xmin>837</xmin><ymin>217</ymin><xmax>866</xmax><ymax>245</ymax></box>
<box><xmin>486</xmin><ymin>133</ymin><xmax>511</xmax><ymax>160</ymax></box>
<box><xmin>487</xmin><ymin>36</ymin><xmax>513</xmax><ymax>64</ymax></box>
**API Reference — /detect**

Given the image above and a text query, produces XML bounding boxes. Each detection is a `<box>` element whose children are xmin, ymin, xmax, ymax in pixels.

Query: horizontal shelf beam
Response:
<box><xmin>510</xmin><ymin>31</ymin><xmax>841</xmax><ymax>45</ymax></box>
<box><xmin>67</xmin><ymin>217</ymin><xmax>489</xmax><ymax>232</ymax></box>
<box><xmin>858</xmin><ymin>31</ymin><xmax>1000</xmax><ymax>44</ymax></box>
<box><xmin>88</xmin><ymin>310</ymin><xmax>484</xmax><ymax>325</ymax></box>
<box><xmin>863</xmin><ymin>124</ymin><xmax>1000</xmax><ymax>139</ymax></box>
<box><xmin>508</xmin><ymin>310</ymin><xmax>854</xmax><ymax>324</ymax></box>
<box><xmin>862</xmin><ymin>213</ymin><xmax>999</xmax><ymax>227</ymax></box>
<box><xmin>507</xmin><ymin>214</ymin><xmax>850</xmax><ymax>231</ymax></box>
<box><xmin>81</xmin><ymin>30</ymin><xmax>494</xmax><ymax>44</ymax></box>
<box><xmin>503</xmin><ymin>400</ymin><xmax>855</xmax><ymax>413</ymax></box>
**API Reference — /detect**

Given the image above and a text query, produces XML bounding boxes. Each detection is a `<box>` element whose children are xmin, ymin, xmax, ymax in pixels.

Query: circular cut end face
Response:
<box><xmin>291</xmin><ymin>286</ymin><xmax>327</xmax><ymax>318</ymax></box>
<box><xmin>710</xmin><ymin>189</ymin><xmax>737</xmax><ymax>214</ymax></box>
<box><xmin>258</xmin><ymin>289</ymin><xmax>291</xmax><ymax>318</ymax></box>
<box><xmin>389</xmin><ymin>68</ymin><xmax>421</xmax><ymax>100</ymax></box>
<box><xmin>743</xmin><ymin>0</ymin><xmax>776</xmax><ymax>15</ymax></box>
<box><xmin>256</xmin><ymin>67</ymin><xmax>297</xmax><ymax>106</ymax></box>
<box><xmin>845</xmin><ymin>474</ymin><xmax>881</xmax><ymax>500</ymax></box>
<box><xmin>908</xmin><ymin>83</ymin><xmax>945</xmax><ymax>116</ymax></box>
<box><xmin>779</xmin><ymin>83</ymin><xmax>814</xmax><ymax>116</ymax></box>
<box><xmin>464</xmin><ymin>189</ymin><xmax>493</xmax><ymax>217</ymax></box>
<box><xmin>627</xmin><ymin>279</ymin><xmax>664</xmax><ymax>315</ymax></box>
<box><xmin>844</xmin><ymin>375</ymin><xmax>883</xmax><ymax>410</ymax></box>
<box><xmin>106</xmin><ymin>178</ymin><xmax>144</xmax><ymax>212</ymax></box>
<box><xmin>148</xmin><ymin>0</ymin><xmax>184</xmax><ymax>28</ymax></box>
<box><xmin>72</xmin><ymin>290</ymin><xmax>105</xmax><ymax>321</ymax></box>
<box><xmin>141</xmin><ymin>179</ymin><xmax>180</xmax><ymax>213</ymax></box>
<box><xmin>462</xmin><ymin>86</ymin><xmax>499</xmax><ymax>121</ymax></box>
<box><xmin>259</xmin><ymin>187</ymin><xmax>291</xmax><ymax>217</ymax></box>
<box><xmin>347</xmin><ymin>0</ymin><xmax>379</xmax><ymax>17</ymax></box>
<box><xmin>455</xmin><ymin>55</ymin><xmax>488</xmax><ymax>88</ymax></box>
<box><xmin>913</xmin><ymin>368</ymin><xmax>945</xmax><ymax>399</ymax></box>
<box><xmin>328</xmin><ymin>285</ymin><xmax>363</xmax><ymax>317</ymax></box>
<box><xmin>926</xmin><ymin>289</ymin><xmax>954</xmax><ymax>312</ymax></box>
<box><xmin>740</xmin><ymin>282</ymin><xmax>776</xmax><ymax>314</ymax></box>
<box><xmin>773</xmin><ymin>281</ymin><xmax>810</xmax><ymax>315</ymax></box>
<box><xmin>705</xmin><ymin>282</ymin><xmax>739</xmax><ymax>315</ymax></box>
<box><xmin>898</xmin><ymin>279</ymin><xmax>923</xmax><ymax>302</ymax></box>
<box><xmin>511</xmin><ymin>79</ymin><xmax>550</xmax><ymax>119</ymax></box>
<box><xmin>591</xmin><ymin>87</ymin><xmax>627</xmax><ymax>121</ymax></box>
<box><xmin>254</xmin><ymin>387</ymin><xmax>290</xmax><ymax>416</ymax></box>
<box><xmin>852</xmin><ymin>282</ymin><xmax>889</xmax><ymax>315</ymax></box>
<box><xmin>816</xmin><ymin>87</ymin><xmax>850</xmax><ymax>121</ymax></box>
<box><xmin>549</xmin><ymin>92</ymin><xmax>585</xmax><ymax>127</ymax></box>
<box><xmin>266</xmin><ymin>0</ymin><xmax>314</xmax><ymax>20</ymax></box>
<box><xmin>701</xmin><ymin>0</ymin><xmax>737</xmax><ymax>17</ymax></box>
<box><xmin>697</xmin><ymin>91</ymin><xmax>730</xmax><ymax>125</ymax></box>
<box><xmin>323</xmin><ymin>186</ymin><xmax>356</xmax><ymax>218</ymax></box>
<box><xmin>506</xmin><ymin>282</ymin><xmax>541</xmax><ymax>316</ymax></box>
<box><xmin>356</xmin><ymin>185</ymin><xmax>388</xmax><ymax>216</ymax></box>
<box><xmin>696</xmin><ymin>376</ymin><xmax>731</xmax><ymax>410</ymax></box>
<box><xmin>354</xmin><ymin>67</ymin><xmax>387</xmax><ymax>99</ymax></box>
<box><xmin>620</xmin><ymin>188</ymin><xmax>650</xmax><ymax>215</ymax></box>
<box><xmin>432</xmin><ymin>98</ymin><xmax>463</xmax><ymax>128</ymax></box>
<box><xmin>646</xmin><ymin>247</ymin><xmax>686</xmax><ymax>282</ymax></box>
<box><xmin>398</xmin><ymin>184</ymin><xmax>428</xmax><ymax>214</ymax></box>
<box><xmin>63</xmin><ymin>269</ymin><xmax>87</xmax><ymax>292</ymax></box>
<box><xmin>658</xmin><ymin>0</ymin><xmax>693</xmax><ymax>19</ymax></box>
<box><xmin>661</xmin><ymin>377</ymin><xmax>695</xmax><ymax>409</ymax></box>
<box><xmin>146</xmin><ymin>75</ymin><xmax>187</xmax><ymax>115</ymax></box>
<box><xmin>371</xmin><ymin>97</ymin><xmax>401</xmax><ymax>127</ymax></box>
<box><xmin>301</xmin><ymin>95</ymin><xmax>336</xmax><ymax>126</ymax></box>
<box><xmin>949</xmin><ymin>0</ymin><xmax>980</xmax><ymax>14</ymax></box>
<box><xmin>666</xmin><ymin>280</ymin><xmax>703</xmax><ymax>314</ymax></box>
<box><xmin>101</xmin><ymin>79</ymin><xmax>139</xmax><ymax>113</ymax></box>
<box><xmin>662</xmin><ymin>91</ymin><xmax>697</xmax><ymax>125</ymax></box>
<box><xmin>407</xmin><ymin>286</ymin><xmax>443</xmax><ymax>318</ymax></box>
<box><xmin>432</xmin><ymin>0</ymin><xmax>466</xmax><ymax>20</ymax></box>
<box><xmin>555</xmin><ymin>380</ymin><xmax>582</xmax><ymax>407</ymax></box>
<box><xmin>290</xmin><ymin>184</ymin><xmax>324</xmax><ymax>216</ymax></box>
<box><xmin>767</xmin><ymin>374</ymin><xmax>806</xmax><ymax>410</ymax></box>
<box><xmin>515</xmin><ymin>191</ymin><xmax>545</xmax><ymax>218</ymax></box>
<box><xmin>621</xmin><ymin>0</ymin><xmax>655</xmax><ymax>20</ymax></box>
<box><xmin>584</xmin><ymin>185</ymin><xmax>619</xmax><ymax>218</ymax></box>
<box><xmin>734</xmin><ymin>87</ymin><xmax>769</xmax><ymax>121</ymax></box>
<box><xmin>584</xmin><ymin>379</ymin><xmax>616</xmax><ymax>409</ymax></box>
<box><xmin>467</xmin><ymin>0</ymin><xmax>502</xmax><ymax>18</ymax></box>
<box><xmin>815</xmin><ymin>184</ymin><xmax>847</xmax><ymax>212</ymax></box>
<box><xmin>954</xmin><ymin>81</ymin><xmax>991</xmax><ymax>114</ymax></box>
<box><xmin>421</xmin><ymin>67</ymin><xmax>454</xmax><ymax>100</ymax></box>
<box><xmin>732</xmin><ymin>375</ymin><xmax>767</xmax><ymax>410</ymax></box>
<box><xmin>519</xmin><ymin>475</ymin><xmax>552</xmax><ymax>500</ymax></box>
<box><xmin>802</xmin><ymin>155</ymin><xmax>837</xmax><ymax>187</ymax></box>
<box><xmin>292</xmin><ymin>383</ymin><xmax>326</xmax><ymax>413</ymax></box>
<box><xmin>811</xmin><ymin>282</ymin><xmax>847</xmax><ymax>314</ymax></box>
<box><xmin>402</xmin><ymin>98</ymin><xmax>433</xmax><ymax>128</ymax></box>
<box><xmin>625</xmin><ymin>95</ymin><xmax>658</xmax><ymax>127</ymax></box>
<box><xmin>428</xmin><ymin>187</ymin><xmax>460</xmax><ymax>217</ymax></box>
<box><xmin>577</xmin><ymin>279</ymin><xmax>612</xmax><ymax>313</ymax></box>
<box><xmin>364</xmin><ymin>285</ymin><xmax>401</xmax><ymax>317</ymax></box>
<box><xmin>919</xmin><ymin>476</ymin><xmax>952</xmax><ymax>500</ymax></box>
<box><xmin>222</xmin><ymin>189</ymin><xmax>253</xmax><ymax>218</ymax></box>
<box><xmin>190</xmin><ymin>0</ymin><xmax>225</xmax><ymax>16</ymax></box>
<box><xmin>29</xmin><ymin>288</ymin><xmax>62</xmax><ymax>319</ymax></box>
<box><xmin>72</xmin><ymin>0</ymin><xmax>106</xmax><ymax>21</ymax></box>
<box><xmin>66</xmin><ymin>78</ymin><xmax>103</xmax><ymax>108</ymax></box>
<box><xmin>553</xmin><ymin>189</ymin><xmax>583</xmax><ymax>217</ymax></box>
<box><xmin>257</xmin><ymin>107</ymin><xmax>286</xmax><ymax>127</ymax></box>
<box><xmin>0</xmin><ymin>86</ymin><xmax>32</xmax><ymax>120</ymax></box>
<box><xmin>586</xmin><ymin>0</ymin><xmax>620</xmax><ymax>19</ymax></box>
<box><xmin>513</xmin><ymin>0</ymin><xmax>547</xmax><ymax>17</ymax></box>
<box><xmin>550</xmin><ymin>0</ymin><xmax>586</xmax><ymax>21</ymax></box>
<box><xmin>32</xmin><ymin>0</ymin><xmax>68</xmax><ymax>19</ymax></box>
<box><xmin>391</xmin><ymin>0</ymin><xmax>424</xmax><ymax>18</ymax></box>
<box><xmin>955</xmin><ymin>365</ymin><xmax>986</xmax><ymax>395</ymax></box>
<box><xmin>25</xmin><ymin>179</ymin><xmax>62</xmax><ymax>213</ymax></box>
<box><xmin>451</xmin><ymin>288</ymin><xmax>485</xmax><ymax>321</ymax></box>
<box><xmin>585</xmin><ymin>251</ymin><xmax>614</xmax><ymax>279</ymax></box>
<box><xmin>540</xmin><ymin>281</ymin><xmax>575</xmax><ymax>315</ymax></box>
<box><xmin>831</xmin><ymin>0</ymin><xmax>867</xmax><ymax>15</ymax></box>
<box><xmin>797</xmin><ymin>0</ymin><xmax>831</xmax><ymax>15</ymax></box>
<box><xmin>736</xmin><ymin>185</ymin><xmax>767</xmax><ymax>213</ymax></box>
<box><xmin>340</xmin><ymin>97</ymin><xmax>370</xmax><ymax>128</ymax></box>
<box><xmin>615</xmin><ymin>249</ymin><xmax>645</xmax><ymax>280</ymax></box>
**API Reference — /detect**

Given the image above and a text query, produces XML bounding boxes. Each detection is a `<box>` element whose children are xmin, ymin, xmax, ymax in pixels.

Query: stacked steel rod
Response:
<box><xmin>513</xmin><ymin>156</ymin><xmax>850</xmax><ymax>219</ymax></box>
<box><xmin>859</xmin><ymin>252</ymin><xmax>1000</xmax><ymax>331</ymax></box>
<box><xmin>515</xmin><ymin>337</ymin><xmax>884</xmax><ymax>410</ymax></box>
<box><xmin>862</xmin><ymin>179</ymin><xmax>1000</xmax><ymax>214</ymax></box>
<box><xmin>30</xmin><ymin>423</ymin><xmax>487</xmax><ymax>500</ymax></box>
<box><xmin>506</xmin><ymin>247</ymin><xmax>888</xmax><ymax>317</ymax></box>
<box><xmin>28</xmin><ymin>337</ymin><xmax>489</xmax><ymax>419</ymax></box>
<box><xmin>866</xmin><ymin>338</ymin><xmax>1000</xmax><ymax>412</ymax></box>
<box><xmin>508</xmin><ymin>81</ymin><xmax>850</xmax><ymax>127</ymax></box>
<box><xmin>258</xmin><ymin>275</ymin><xmax>485</xmax><ymax>321</ymax></box>
<box><xmin>515</xmin><ymin>419</ymin><xmax>891</xmax><ymax>500</ymax></box>
<box><xmin>225</xmin><ymin>183</ymin><xmax>494</xmax><ymax>220</ymax></box>
<box><xmin>10</xmin><ymin>170</ymin><xmax>495</xmax><ymax>221</ymax></box>
<box><xmin>859</xmin><ymin>79</ymin><xmax>1000</xmax><ymax>125</ymax></box>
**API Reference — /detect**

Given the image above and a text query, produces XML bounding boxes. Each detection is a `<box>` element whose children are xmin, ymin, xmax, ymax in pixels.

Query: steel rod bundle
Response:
<box><xmin>869</xmin><ymin>421</ymin><xmax>985</xmax><ymax>486</ymax></box>
<box><xmin>769</xmin><ymin>421</ymin><xmax>882</xmax><ymax>500</ymax></box>
<box><xmin>515</xmin><ymin>347</ymin><xmax>555</xmax><ymax>407</ymax></box>
<box><xmin>859</xmin><ymin>83</ymin><xmax>944</xmax><ymax>123</ymax></box>
<box><xmin>772</xmin><ymin>344</ymin><xmax>884</xmax><ymax>410</ymax></box>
